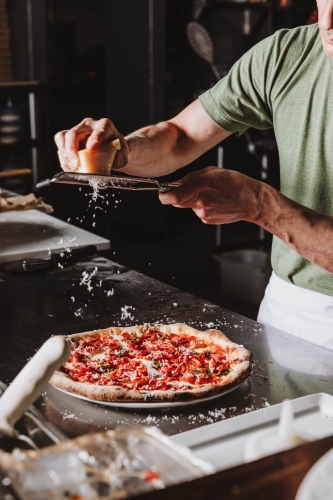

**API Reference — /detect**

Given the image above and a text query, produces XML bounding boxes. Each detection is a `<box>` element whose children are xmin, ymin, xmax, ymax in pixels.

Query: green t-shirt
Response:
<box><xmin>199</xmin><ymin>23</ymin><xmax>333</xmax><ymax>296</ymax></box>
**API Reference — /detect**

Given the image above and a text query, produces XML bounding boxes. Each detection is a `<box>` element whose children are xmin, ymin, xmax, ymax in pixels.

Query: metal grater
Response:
<box><xmin>36</xmin><ymin>172</ymin><xmax>181</xmax><ymax>192</ymax></box>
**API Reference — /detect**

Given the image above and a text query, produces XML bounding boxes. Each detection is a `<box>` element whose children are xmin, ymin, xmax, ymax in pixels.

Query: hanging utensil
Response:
<box><xmin>36</xmin><ymin>171</ymin><xmax>181</xmax><ymax>193</ymax></box>
<box><xmin>192</xmin><ymin>0</ymin><xmax>210</xmax><ymax>20</ymax></box>
<box><xmin>186</xmin><ymin>21</ymin><xmax>221</xmax><ymax>80</ymax></box>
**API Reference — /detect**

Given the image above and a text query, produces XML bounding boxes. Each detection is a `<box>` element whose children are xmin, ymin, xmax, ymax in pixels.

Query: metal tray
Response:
<box><xmin>171</xmin><ymin>393</ymin><xmax>333</xmax><ymax>472</ymax></box>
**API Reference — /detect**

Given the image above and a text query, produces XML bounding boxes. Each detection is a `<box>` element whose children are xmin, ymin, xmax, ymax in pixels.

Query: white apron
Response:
<box><xmin>258</xmin><ymin>272</ymin><xmax>333</xmax><ymax>351</ymax></box>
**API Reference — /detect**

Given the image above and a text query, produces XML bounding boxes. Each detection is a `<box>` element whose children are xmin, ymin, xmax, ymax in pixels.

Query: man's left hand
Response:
<box><xmin>159</xmin><ymin>166</ymin><xmax>262</xmax><ymax>225</ymax></box>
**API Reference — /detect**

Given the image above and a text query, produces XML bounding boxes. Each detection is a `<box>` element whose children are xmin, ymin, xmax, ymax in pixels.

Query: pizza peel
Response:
<box><xmin>36</xmin><ymin>171</ymin><xmax>181</xmax><ymax>192</ymax></box>
<box><xmin>0</xmin><ymin>336</ymin><xmax>70</xmax><ymax>448</ymax></box>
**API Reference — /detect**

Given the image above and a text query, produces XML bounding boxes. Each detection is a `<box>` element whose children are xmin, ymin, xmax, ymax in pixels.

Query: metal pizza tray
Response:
<box><xmin>171</xmin><ymin>393</ymin><xmax>333</xmax><ymax>472</ymax></box>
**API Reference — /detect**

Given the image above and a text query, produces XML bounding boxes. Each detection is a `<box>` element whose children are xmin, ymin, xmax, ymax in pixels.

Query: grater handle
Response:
<box><xmin>36</xmin><ymin>178</ymin><xmax>51</xmax><ymax>189</ymax></box>
<box><xmin>158</xmin><ymin>182</ymin><xmax>181</xmax><ymax>193</ymax></box>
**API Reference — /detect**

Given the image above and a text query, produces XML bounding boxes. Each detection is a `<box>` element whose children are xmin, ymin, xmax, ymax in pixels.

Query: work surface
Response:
<box><xmin>1</xmin><ymin>255</ymin><xmax>332</xmax><ymax>438</ymax></box>
<box><xmin>0</xmin><ymin>209</ymin><xmax>110</xmax><ymax>263</ymax></box>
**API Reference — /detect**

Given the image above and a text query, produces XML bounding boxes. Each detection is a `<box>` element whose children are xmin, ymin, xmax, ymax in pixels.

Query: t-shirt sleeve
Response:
<box><xmin>199</xmin><ymin>35</ymin><xmax>275</xmax><ymax>136</ymax></box>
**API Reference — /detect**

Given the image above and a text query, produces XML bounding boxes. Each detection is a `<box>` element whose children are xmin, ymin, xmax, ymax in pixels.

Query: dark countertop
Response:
<box><xmin>1</xmin><ymin>255</ymin><xmax>333</xmax><ymax>439</ymax></box>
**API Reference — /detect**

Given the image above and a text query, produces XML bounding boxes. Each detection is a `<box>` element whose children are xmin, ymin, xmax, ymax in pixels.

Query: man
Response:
<box><xmin>55</xmin><ymin>0</ymin><xmax>333</xmax><ymax>350</ymax></box>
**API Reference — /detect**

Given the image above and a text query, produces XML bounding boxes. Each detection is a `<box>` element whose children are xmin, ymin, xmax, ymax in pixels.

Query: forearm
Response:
<box><xmin>253</xmin><ymin>183</ymin><xmax>333</xmax><ymax>273</ymax></box>
<box><xmin>121</xmin><ymin>99</ymin><xmax>231</xmax><ymax>177</ymax></box>
<box><xmin>123</xmin><ymin>121</ymin><xmax>187</xmax><ymax>177</ymax></box>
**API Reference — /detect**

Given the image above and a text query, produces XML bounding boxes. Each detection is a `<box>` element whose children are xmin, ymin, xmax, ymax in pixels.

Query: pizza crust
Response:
<box><xmin>50</xmin><ymin>323</ymin><xmax>252</xmax><ymax>402</ymax></box>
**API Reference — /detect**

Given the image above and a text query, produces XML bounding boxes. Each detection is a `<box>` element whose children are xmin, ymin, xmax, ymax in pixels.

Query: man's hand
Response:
<box><xmin>54</xmin><ymin>117</ymin><xmax>128</xmax><ymax>172</ymax></box>
<box><xmin>161</xmin><ymin>165</ymin><xmax>333</xmax><ymax>275</ymax></box>
<box><xmin>159</xmin><ymin>167</ymin><xmax>262</xmax><ymax>225</ymax></box>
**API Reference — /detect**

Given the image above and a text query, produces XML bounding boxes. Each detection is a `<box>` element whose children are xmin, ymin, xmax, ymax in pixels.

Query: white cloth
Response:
<box><xmin>258</xmin><ymin>272</ymin><xmax>333</xmax><ymax>351</ymax></box>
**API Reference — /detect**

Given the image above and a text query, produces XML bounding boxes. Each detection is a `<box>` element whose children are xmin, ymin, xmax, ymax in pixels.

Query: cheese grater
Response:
<box><xmin>36</xmin><ymin>172</ymin><xmax>181</xmax><ymax>192</ymax></box>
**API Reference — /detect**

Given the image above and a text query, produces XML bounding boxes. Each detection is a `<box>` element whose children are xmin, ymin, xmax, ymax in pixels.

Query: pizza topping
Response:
<box><xmin>61</xmin><ymin>327</ymin><xmax>232</xmax><ymax>392</ymax></box>
<box><xmin>143</xmin><ymin>468</ymin><xmax>160</xmax><ymax>483</ymax></box>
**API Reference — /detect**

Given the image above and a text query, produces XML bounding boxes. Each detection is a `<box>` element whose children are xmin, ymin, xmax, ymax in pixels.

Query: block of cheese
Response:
<box><xmin>78</xmin><ymin>138</ymin><xmax>121</xmax><ymax>174</ymax></box>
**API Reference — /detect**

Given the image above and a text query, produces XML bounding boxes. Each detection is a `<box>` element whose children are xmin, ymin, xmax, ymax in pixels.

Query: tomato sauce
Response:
<box><xmin>62</xmin><ymin>328</ymin><xmax>231</xmax><ymax>391</ymax></box>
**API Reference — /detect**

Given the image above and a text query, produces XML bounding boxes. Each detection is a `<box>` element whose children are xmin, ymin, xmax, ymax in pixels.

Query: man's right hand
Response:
<box><xmin>54</xmin><ymin>117</ymin><xmax>128</xmax><ymax>172</ymax></box>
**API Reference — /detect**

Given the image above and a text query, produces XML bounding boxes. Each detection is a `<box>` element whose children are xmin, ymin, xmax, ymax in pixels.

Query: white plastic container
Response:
<box><xmin>213</xmin><ymin>249</ymin><xmax>272</xmax><ymax>305</ymax></box>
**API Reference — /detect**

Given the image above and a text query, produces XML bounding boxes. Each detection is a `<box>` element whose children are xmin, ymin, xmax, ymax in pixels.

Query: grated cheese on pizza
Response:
<box><xmin>50</xmin><ymin>323</ymin><xmax>252</xmax><ymax>402</ymax></box>
<box><xmin>61</xmin><ymin>327</ymin><xmax>232</xmax><ymax>391</ymax></box>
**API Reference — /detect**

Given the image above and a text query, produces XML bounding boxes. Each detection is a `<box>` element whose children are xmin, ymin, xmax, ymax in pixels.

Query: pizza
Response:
<box><xmin>50</xmin><ymin>323</ymin><xmax>252</xmax><ymax>402</ymax></box>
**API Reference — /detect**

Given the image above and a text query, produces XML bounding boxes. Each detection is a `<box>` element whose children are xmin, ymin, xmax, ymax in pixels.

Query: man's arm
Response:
<box><xmin>159</xmin><ymin>167</ymin><xmax>333</xmax><ymax>274</ymax></box>
<box><xmin>124</xmin><ymin>100</ymin><xmax>231</xmax><ymax>176</ymax></box>
<box><xmin>257</xmin><ymin>183</ymin><xmax>333</xmax><ymax>274</ymax></box>
<box><xmin>54</xmin><ymin>99</ymin><xmax>333</xmax><ymax>274</ymax></box>
<box><xmin>54</xmin><ymin>100</ymin><xmax>232</xmax><ymax>175</ymax></box>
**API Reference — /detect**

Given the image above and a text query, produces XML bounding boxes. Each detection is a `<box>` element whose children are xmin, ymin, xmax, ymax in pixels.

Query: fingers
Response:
<box><xmin>85</xmin><ymin>118</ymin><xmax>113</xmax><ymax>149</ymax></box>
<box><xmin>159</xmin><ymin>166</ymin><xmax>218</xmax><ymax>206</ymax></box>
<box><xmin>192</xmin><ymin>207</ymin><xmax>217</xmax><ymax>224</ymax></box>
<box><xmin>54</xmin><ymin>130</ymin><xmax>66</xmax><ymax>150</ymax></box>
<box><xmin>64</xmin><ymin>127</ymin><xmax>91</xmax><ymax>170</ymax></box>
<box><xmin>158</xmin><ymin>166</ymin><xmax>244</xmax><ymax>225</ymax></box>
<box><xmin>159</xmin><ymin>184</ymin><xmax>198</xmax><ymax>207</ymax></box>
<box><xmin>55</xmin><ymin>118</ymin><xmax>96</xmax><ymax>171</ymax></box>
<box><xmin>55</xmin><ymin>130</ymin><xmax>78</xmax><ymax>171</ymax></box>
<box><xmin>57</xmin><ymin>149</ymin><xmax>71</xmax><ymax>172</ymax></box>
<box><xmin>54</xmin><ymin>117</ymin><xmax>128</xmax><ymax>172</ymax></box>
<box><xmin>176</xmin><ymin>166</ymin><xmax>217</xmax><ymax>186</ymax></box>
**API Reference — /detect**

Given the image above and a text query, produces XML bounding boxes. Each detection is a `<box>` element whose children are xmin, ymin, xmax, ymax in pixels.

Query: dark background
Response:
<box><xmin>0</xmin><ymin>0</ymin><xmax>317</xmax><ymax>318</ymax></box>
